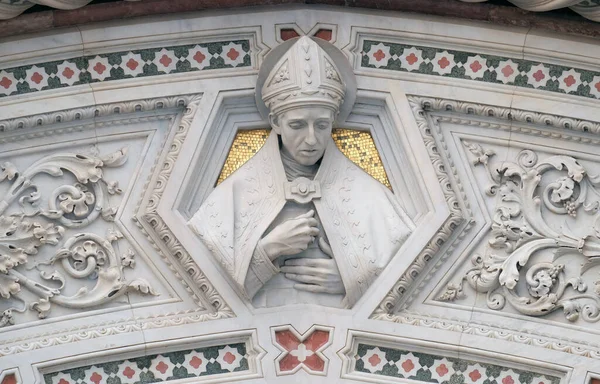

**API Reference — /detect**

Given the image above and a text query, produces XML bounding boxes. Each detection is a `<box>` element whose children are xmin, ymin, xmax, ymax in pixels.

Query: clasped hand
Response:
<box><xmin>260</xmin><ymin>210</ymin><xmax>345</xmax><ymax>294</ymax></box>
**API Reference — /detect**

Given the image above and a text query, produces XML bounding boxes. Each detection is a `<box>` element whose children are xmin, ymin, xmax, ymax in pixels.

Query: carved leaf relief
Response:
<box><xmin>439</xmin><ymin>142</ymin><xmax>600</xmax><ymax>323</ymax></box>
<box><xmin>0</xmin><ymin>148</ymin><xmax>157</xmax><ymax>327</ymax></box>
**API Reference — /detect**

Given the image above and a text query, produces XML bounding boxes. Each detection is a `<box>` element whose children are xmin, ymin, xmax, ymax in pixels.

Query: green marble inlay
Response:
<box><xmin>355</xmin><ymin>343</ymin><xmax>561</xmax><ymax>384</ymax></box>
<box><xmin>361</xmin><ymin>40</ymin><xmax>599</xmax><ymax>101</ymax></box>
<box><xmin>0</xmin><ymin>39</ymin><xmax>251</xmax><ymax>99</ymax></box>
<box><xmin>43</xmin><ymin>343</ymin><xmax>248</xmax><ymax>384</ymax></box>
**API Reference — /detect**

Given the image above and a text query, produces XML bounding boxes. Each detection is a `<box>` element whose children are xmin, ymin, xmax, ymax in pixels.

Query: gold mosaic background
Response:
<box><xmin>216</xmin><ymin>129</ymin><xmax>391</xmax><ymax>189</ymax></box>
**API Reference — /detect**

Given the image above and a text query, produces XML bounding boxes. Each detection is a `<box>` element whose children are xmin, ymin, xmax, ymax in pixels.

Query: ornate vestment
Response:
<box><xmin>188</xmin><ymin>131</ymin><xmax>414</xmax><ymax>307</ymax></box>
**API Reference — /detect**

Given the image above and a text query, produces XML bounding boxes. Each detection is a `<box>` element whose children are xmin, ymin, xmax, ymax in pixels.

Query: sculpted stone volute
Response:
<box><xmin>188</xmin><ymin>36</ymin><xmax>414</xmax><ymax>308</ymax></box>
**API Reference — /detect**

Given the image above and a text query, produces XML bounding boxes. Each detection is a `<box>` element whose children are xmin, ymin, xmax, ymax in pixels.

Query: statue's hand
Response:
<box><xmin>260</xmin><ymin>210</ymin><xmax>319</xmax><ymax>261</ymax></box>
<box><xmin>280</xmin><ymin>238</ymin><xmax>345</xmax><ymax>294</ymax></box>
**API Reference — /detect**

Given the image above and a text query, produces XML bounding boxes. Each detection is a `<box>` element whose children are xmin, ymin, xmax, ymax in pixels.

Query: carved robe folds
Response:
<box><xmin>188</xmin><ymin>132</ymin><xmax>413</xmax><ymax>307</ymax></box>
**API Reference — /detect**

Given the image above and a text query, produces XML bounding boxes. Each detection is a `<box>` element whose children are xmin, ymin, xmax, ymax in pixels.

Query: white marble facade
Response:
<box><xmin>1</xmin><ymin>6</ymin><xmax>600</xmax><ymax>384</ymax></box>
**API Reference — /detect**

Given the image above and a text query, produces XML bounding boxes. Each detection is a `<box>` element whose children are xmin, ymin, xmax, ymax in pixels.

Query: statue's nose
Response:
<box><xmin>305</xmin><ymin>125</ymin><xmax>317</xmax><ymax>145</ymax></box>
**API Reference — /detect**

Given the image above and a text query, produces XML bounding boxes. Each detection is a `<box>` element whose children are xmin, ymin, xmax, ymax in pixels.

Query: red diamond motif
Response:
<box><xmin>31</xmin><ymin>72</ymin><xmax>43</xmax><ymax>84</ymax></box>
<box><xmin>0</xmin><ymin>76</ymin><xmax>12</xmax><ymax>89</ymax></box>
<box><xmin>62</xmin><ymin>67</ymin><xmax>75</xmax><ymax>79</ymax></box>
<box><xmin>470</xmin><ymin>60</ymin><xmax>482</xmax><ymax>73</ymax></box>
<box><xmin>93</xmin><ymin>62</ymin><xmax>107</xmax><ymax>74</ymax></box>
<box><xmin>122</xmin><ymin>366</ymin><xmax>136</xmax><ymax>379</ymax></box>
<box><xmin>406</xmin><ymin>53</ymin><xmax>418</xmax><ymax>65</ymax></box>
<box><xmin>373</xmin><ymin>49</ymin><xmax>386</xmax><ymax>62</ymax></box>
<box><xmin>126</xmin><ymin>58</ymin><xmax>139</xmax><ymax>70</ymax></box>
<box><xmin>436</xmin><ymin>363</ymin><xmax>449</xmax><ymax>376</ymax></box>
<box><xmin>190</xmin><ymin>355</ymin><xmax>203</xmax><ymax>369</ymax></box>
<box><xmin>223</xmin><ymin>351</ymin><xmax>236</xmax><ymax>364</ymax></box>
<box><xmin>438</xmin><ymin>56</ymin><xmax>450</xmax><ymax>69</ymax></box>
<box><xmin>469</xmin><ymin>369</ymin><xmax>482</xmax><ymax>381</ymax></box>
<box><xmin>90</xmin><ymin>372</ymin><xmax>102</xmax><ymax>384</ymax></box>
<box><xmin>533</xmin><ymin>69</ymin><xmax>545</xmax><ymax>82</ymax></box>
<box><xmin>368</xmin><ymin>353</ymin><xmax>381</xmax><ymax>367</ymax></box>
<box><xmin>501</xmin><ymin>65</ymin><xmax>514</xmax><ymax>78</ymax></box>
<box><xmin>156</xmin><ymin>361</ymin><xmax>169</xmax><ymax>374</ymax></box>
<box><xmin>503</xmin><ymin>376</ymin><xmax>515</xmax><ymax>384</ymax></box>
<box><xmin>57</xmin><ymin>379</ymin><xmax>70</xmax><ymax>384</ymax></box>
<box><xmin>227</xmin><ymin>48</ymin><xmax>240</xmax><ymax>61</ymax></box>
<box><xmin>595</xmin><ymin>82</ymin><xmax>600</xmax><ymax>92</ymax></box>
<box><xmin>401</xmin><ymin>359</ymin><xmax>414</xmax><ymax>372</ymax></box>
<box><xmin>159</xmin><ymin>54</ymin><xmax>172</xmax><ymax>67</ymax></box>
<box><xmin>564</xmin><ymin>74</ymin><xmax>576</xmax><ymax>87</ymax></box>
<box><xmin>193</xmin><ymin>51</ymin><xmax>206</xmax><ymax>64</ymax></box>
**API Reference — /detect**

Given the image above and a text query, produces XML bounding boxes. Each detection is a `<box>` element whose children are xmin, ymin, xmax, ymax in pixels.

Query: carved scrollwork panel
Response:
<box><xmin>0</xmin><ymin>147</ymin><xmax>157</xmax><ymax>327</ymax></box>
<box><xmin>439</xmin><ymin>140</ymin><xmax>600</xmax><ymax>323</ymax></box>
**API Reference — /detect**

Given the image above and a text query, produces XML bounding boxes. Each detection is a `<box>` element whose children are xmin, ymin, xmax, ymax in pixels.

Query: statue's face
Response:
<box><xmin>274</xmin><ymin>106</ymin><xmax>334</xmax><ymax>166</ymax></box>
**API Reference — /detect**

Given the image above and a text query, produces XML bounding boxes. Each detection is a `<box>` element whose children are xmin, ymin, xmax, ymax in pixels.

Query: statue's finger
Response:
<box><xmin>285</xmin><ymin>273</ymin><xmax>320</xmax><ymax>284</ymax></box>
<box><xmin>318</xmin><ymin>237</ymin><xmax>333</xmax><ymax>256</ymax></box>
<box><xmin>280</xmin><ymin>266</ymin><xmax>314</xmax><ymax>274</ymax></box>
<box><xmin>294</xmin><ymin>283</ymin><xmax>326</xmax><ymax>293</ymax></box>
<box><xmin>306</xmin><ymin>218</ymin><xmax>319</xmax><ymax>227</ymax></box>
<box><xmin>307</xmin><ymin>227</ymin><xmax>320</xmax><ymax>236</ymax></box>
<box><xmin>296</xmin><ymin>209</ymin><xmax>315</xmax><ymax>219</ymax></box>
<box><xmin>284</xmin><ymin>258</ymin><xmax>319</xmax><ymax>267</ymax></box>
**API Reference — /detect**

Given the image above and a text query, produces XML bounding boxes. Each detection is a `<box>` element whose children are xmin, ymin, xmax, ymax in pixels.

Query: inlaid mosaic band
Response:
<box><xmin>361</xmin><ymin>40</ymin><xmax>600</xmax><ymax>101</ymax></box>
<box><xmin>0</xmin><ymin>40</ymin><xmax>251</xmax><ymax>98</ymax></box>
<box><xmin>355</xmin><ymin>344</ymin><xmax>560</xmax><ymax>384</ymax></box>
<box><xmin>44</xmin><ymin>343</ymin><xmax>248</xmax><ymax>384</ymax></box>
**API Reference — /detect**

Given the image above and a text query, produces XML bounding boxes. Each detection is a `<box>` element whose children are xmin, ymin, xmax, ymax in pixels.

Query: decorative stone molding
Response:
<box><xmin>378</xmin><ymin>310</ymin><xmax>600</xmax><ymax>359</ymax></box>
<box><xmin>41</xmin><ymin>330</ymin><xmax>265</xmax><ymax>384</ymax></box>
<box><xmin>339</xmin><ymin>330</ymin><xmax>564</xmax><ymax>383</ymax></box>
<box><xmin>134</xmin><ymin>93</ymin><xmax>233</xmax><ymax>316</ymax></box>
<box><xmin>371</xmin><ymin>95</ymin><xmax>473</xmax><ymax>318</ymax></box>
<box><xmin>0</xmin><ymin>40</ymin><xmax>253</xmax><ymax>98</ymax></box>
<box><xmin>358</xmin><ymin>39</ymin><xmax>600</xmax><ymax>101</ymax></box>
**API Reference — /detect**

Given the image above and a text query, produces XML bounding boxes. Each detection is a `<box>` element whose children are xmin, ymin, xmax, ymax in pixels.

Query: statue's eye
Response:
<box><xmin>288</xmin><ymin>121</ymin><xmax>306</xmax><ymax>129</ymax></box>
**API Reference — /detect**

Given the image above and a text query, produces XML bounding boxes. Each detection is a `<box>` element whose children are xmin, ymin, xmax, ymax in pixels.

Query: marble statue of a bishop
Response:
<box><xmin>188</xmin><ymin>36</ymin><xmax>414</xmax><ymax>308</ymax></box>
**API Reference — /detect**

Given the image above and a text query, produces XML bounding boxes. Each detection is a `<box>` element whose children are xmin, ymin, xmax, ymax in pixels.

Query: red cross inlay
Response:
<box><xmin>159</xmin><ymin>54</ymin><xmax>173</xmax><ymax>67</ymax></box>
<box><xmin>373</xmin><ymin>49</ymin><xmax>386</xmax><ymax>62</ymax></box>
<box><xmin>227</xmin><ymin>48</ymin><xmax>240</xmax><ymax>61</ymax></box>
<box><xmin>469</xmin><ymin>369</ymin><xmax>482</xmax><ymax>381</ymax></box>
<box><xmin>30</xmin><ymin>72</ymin><xmax>43</xmax><ymax>84</ymax></box>
<box><xmin>437</xmin><ymin>56</ymin><xmax>450</xmax><ymax>69</ymax></box>
<box><xmin>406</xmin><ymin>53</ymin><xmax>418</xmax><ymax>65</ymax></box>
<box><xmin>563</xmin><ymin>74</ymin><xmax>576</xmax><ymax>87</ymax></box>
<box><xmin>532</xmin><ymin>69</ymin><xmax>545</xmax><ymax>82</ymax></box>
<box><xmin>62</xmin><ymin>67</ymin><xmax>75</xmax><ymax>79</ymax></box>
<box><xmin>501</xmin><ymin>65</ymin><xmax>514</xmax><ymax>78</ymax></box>
<box><xmin>273</xmin><ymin>326</ymin><xmax>332</xmax><ymax>375</ymax></box>
<box><xmin>0</xmin><ymin>76</ymin><xmax>12</xmax><ymax>89</ymax></box>
<box><xmin>470</xmin><ymin>60</ymin><xmax>482</xmax><ymax>73</ymax></box>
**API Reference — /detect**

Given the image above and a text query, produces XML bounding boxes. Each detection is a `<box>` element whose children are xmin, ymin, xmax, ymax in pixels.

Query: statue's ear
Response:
<box><xmin>269</xmin><ymin>113</ymin><xmax>281</xmax><ymax>135</ymax></box>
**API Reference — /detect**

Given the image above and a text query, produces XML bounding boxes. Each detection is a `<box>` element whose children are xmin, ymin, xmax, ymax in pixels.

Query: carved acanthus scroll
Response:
<box><xmin>0</xmin><ymin>149</ymin><xmax>156</xmax><ymax>327</ymax></box>
<box><xmin>439</xmin><ymin>142</ymin><xmax>600</xmax><ymax>322</ymax></box>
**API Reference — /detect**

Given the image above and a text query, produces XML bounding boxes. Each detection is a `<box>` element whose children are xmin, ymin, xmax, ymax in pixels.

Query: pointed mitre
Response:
<box><xmin>261</xmin><ymin>36</ymin><xmax>346</xmax><ymax>116</ymax></box>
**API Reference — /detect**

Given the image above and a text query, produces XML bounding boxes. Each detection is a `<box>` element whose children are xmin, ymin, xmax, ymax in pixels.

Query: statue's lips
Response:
<box><xmin>299</xmin><ymin>149</ymin><xmax>318</xmax><ymax>155</ymax></box>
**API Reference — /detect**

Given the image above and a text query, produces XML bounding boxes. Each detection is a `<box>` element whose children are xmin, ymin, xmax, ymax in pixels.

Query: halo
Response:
<box><xmin>255</xmin><ymin>36</ymin><xmax>357</xmax><ymax>127</ymax></box>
